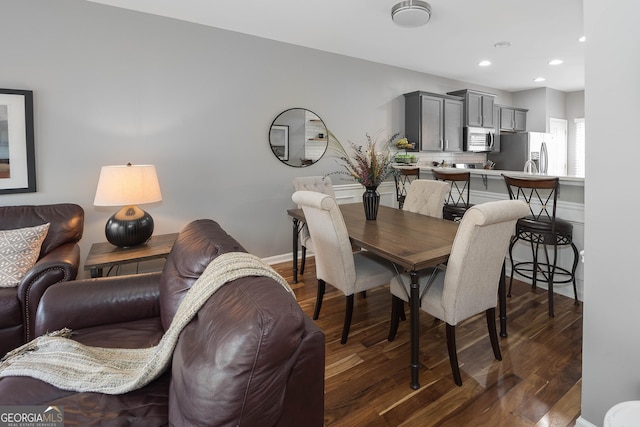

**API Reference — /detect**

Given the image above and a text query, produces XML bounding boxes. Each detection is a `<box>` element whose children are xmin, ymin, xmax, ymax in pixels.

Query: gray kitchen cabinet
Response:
<box><xmin>443</xmin><ymin>98</ymin><xmax>464</xmax><ymax>151</ymax></box>
<box><xmin>448</xmin><ymin>89</ymin><xmax>495</xmax><ymax>128</ymax></box>
<box><xmin>499</xmin><ymin>106</ymin><xmax>528</xmax><ymax>132</ymax></box>
<box><xmin>404</xmin><ymin>91</ymin><xmax>463</xmax><ymax>152</ymax></box>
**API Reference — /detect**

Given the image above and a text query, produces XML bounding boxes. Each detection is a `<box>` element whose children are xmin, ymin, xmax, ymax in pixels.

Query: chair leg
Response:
<box><xmin>486</xmin><ymin>308</ymin><xmax>502</xmax><ymax>361</ymax></box>
<box><xmin>388</xmin><ymin>295</ymin><xmax>403</xmax><ymax>341</ymax></box>
<box><xmin>531</xmin><ymin>240</ymin><xmax>540</xmax><ymax>290</ymax></box>
<box><xmin>507</xmin><ymin>235</ymin><xmax>517</xmax><ymax>297</ymax></box>
<box><xmin>313</xmin><ymin>279</ymin><xmax>325</xmax><ymax>320</ymax></box>
<box><xmin>341</xmin><ymin>294</ymin><xmax>355</xmax><ymax>344</ymax></box>
<box><xmin>570</xmin><ymin>242</ymin><xmax>580</xmax><ymax>306</ymax></box>
<box><xmin>445</xmin><ymin>323</ymin><xmax>463</xmax><ymax>386</ymax></box>
<box><xmin>300</xmin><ymin>245</ymin><xmax>307</xmax><ymax>275</ymax></box>
<box><xmin>542</xmin><ymin>243</ymin><xmax>555</xmax><ymax>317</ymax></box>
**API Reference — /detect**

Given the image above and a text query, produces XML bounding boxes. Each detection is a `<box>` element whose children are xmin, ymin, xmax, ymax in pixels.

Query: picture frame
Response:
<box><xmin>0</xmin><ymin>88</ymin><xmax>35</xmax><ymax>194</ymax></box>
<box><xmin>269</xmin><ymin>125</ymin><xmax>289</xmax><ymax>161</ymax></box>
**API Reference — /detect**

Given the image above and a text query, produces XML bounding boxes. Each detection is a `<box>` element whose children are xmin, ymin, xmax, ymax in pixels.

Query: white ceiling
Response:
<box><xmin>87</xmin><ymin>0</ymin><xmax>585</xmax><ymax>93</ymax></box>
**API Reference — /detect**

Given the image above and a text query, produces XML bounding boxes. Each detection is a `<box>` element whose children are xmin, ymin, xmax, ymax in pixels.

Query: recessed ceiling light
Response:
<box><xmin>548</xmin><ymin>59</ymin><xmax>563</xmax><ymax>65</ymax></box>
<box><xmin>494</xmin><ymin>41</ymin><xmax>512</xmax><ymax>48</ymax></box>
<box><xmin>578</xmin><ymin>36</ymin><xmax>586</xmax><ymax>42</ymax></box>
<box><xmin>478</xmin><ymin>60</ymin><xmax>491</xmax><ymax>67</ymax></box>
<box><xmin>534</xmin><ymin>77</ymin><xmax>546</xmax><ymax>82</ymax></box>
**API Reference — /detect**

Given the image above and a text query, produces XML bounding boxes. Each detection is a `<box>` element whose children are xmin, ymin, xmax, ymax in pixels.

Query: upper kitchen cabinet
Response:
<box><xmin>499</xmin><ymin>105</ymin><xmax>528</xmax><ymax>132</ymax></box>
<box><xmin>447</xmin><ymin>89</ymin><xmax>496</xmax><ymax>128</ymax></box>
<box><xmin>404</xmin><ymin>91</ymin><xmax>464</xmax><ymax>152</ymax></box>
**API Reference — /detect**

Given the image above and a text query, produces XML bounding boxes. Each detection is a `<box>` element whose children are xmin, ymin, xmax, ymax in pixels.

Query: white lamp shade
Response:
<box><xmin>94</xmin><ymin>164</ymin><xmax>162</xmax><ymax>206</ymax></box>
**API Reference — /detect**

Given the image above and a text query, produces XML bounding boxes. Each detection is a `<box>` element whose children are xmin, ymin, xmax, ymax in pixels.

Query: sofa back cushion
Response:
<box><xmin>0</xmin><ymin>204</ymin><xmax>84</xmax><ymax>256</ymax></box>
<box><xmin>159</xmin><ymin>219</ymin><xmax>246</xmax><ymax>330</ymax></box>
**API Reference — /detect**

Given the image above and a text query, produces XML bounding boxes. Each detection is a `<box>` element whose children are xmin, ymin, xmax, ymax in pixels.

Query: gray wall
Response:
<box><xmin>0</xmin><ymin>0</ymin><xmax>513</xmax><ymax>274</ymax></box>
<box><xmin>512</xmin><ymin>87</ymin><xmax>585</xmax><ymax>134</ymax></box>
<box><xmin>581</xmin><ymin>0</ymin><xmax>640</xmax><ymax>425</ymax></box>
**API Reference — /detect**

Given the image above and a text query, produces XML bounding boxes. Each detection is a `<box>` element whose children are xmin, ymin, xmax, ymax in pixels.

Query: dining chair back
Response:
<box><xmin>292</xmin><ymin>176</ymin><xmax>335</xmax><ymax>276</ymax></box>
<box><xmin>388</xmin><ymin>199</ymin><xmax>529</xmax><ymax>385</ymax></box>
<box><xmin>292</xmin><ymin>190</ymin><xmax>396</xmax><ymax>344</ymax></box>
<box><xmin>402</xmin><ymin>179</ymin><xmax>451</xmax><ymax>218</ymax></box>
<box><xmin>393</xmin><ymin>168</ymin><xmax>420</xmax><ymax>209</ymax></box>
<box><xmin>432</xmin><ymin>170</ymin><xmax>473</xmax><ymax>222</ymax></box>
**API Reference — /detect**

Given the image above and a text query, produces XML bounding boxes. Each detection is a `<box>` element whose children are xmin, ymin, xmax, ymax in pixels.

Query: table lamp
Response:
<box><xmin>94</xmin><ymin>163</ymin><xmax>162</xmax><ymax>248</ymax></box>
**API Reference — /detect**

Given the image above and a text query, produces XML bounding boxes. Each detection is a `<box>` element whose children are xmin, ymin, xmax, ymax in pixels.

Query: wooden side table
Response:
<box><xmin>84</xmin><ymin>233</ymin><xmax>179</xmax><ymax>278</ymax></box>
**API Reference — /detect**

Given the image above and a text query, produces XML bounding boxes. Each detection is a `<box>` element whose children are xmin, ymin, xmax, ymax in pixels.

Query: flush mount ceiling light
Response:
<box><xmin>391</xmin><ymin>1</ymin><xmax>432</xmax><ymax>28</ymax></box>
<box><xmin>478</xmin><ymin>60</ymin><xmax>492</xmax><ymax>67</ymax></box>
<box><xmin>549</xmin><ymin>59</ymin><xmax>564</xmax><ymax>65</ymax></box>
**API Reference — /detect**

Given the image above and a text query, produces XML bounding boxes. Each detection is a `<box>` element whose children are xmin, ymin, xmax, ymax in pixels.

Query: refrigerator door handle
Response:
<box><xmin>539</xmin><ymin>142</ymin><xmax>548</xmax><ymax>174</ymax></box>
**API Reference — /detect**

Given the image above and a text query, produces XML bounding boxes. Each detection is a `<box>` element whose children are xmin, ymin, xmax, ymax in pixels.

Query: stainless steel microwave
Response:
<box><xmin>464</xmin><ymin>127</ymin><xmax>495</xmax><ymax>152</ymax></box>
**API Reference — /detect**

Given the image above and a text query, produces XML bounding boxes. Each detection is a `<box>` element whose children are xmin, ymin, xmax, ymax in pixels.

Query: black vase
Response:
<box><xmin>362</xmin><ymin>186</ymin><xmax>380</xmax><ymax>220</ymax></box>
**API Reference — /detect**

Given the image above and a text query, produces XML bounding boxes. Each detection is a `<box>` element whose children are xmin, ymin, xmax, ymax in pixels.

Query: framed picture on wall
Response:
<box><xmin>0</xmin><ymin>88</ymin><xmax>35</xmax><ymax>194</ymax></box>
<box><xmin>269</xmin><ymin>125</ymin><xmax>289</xmax><ymax>161</ymax></box>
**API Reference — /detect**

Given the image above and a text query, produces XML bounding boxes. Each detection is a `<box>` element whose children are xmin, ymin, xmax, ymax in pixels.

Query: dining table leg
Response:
<box><xmin>409</xmin><ymin>269</ymin><xmax>421</xmax><ymax>389</ymax></box>
<box><xmin>499</xmin><ymin>261</ymin><xmax>507</xmax><ymax>337</ymax></box>
<box><xmin>292</xmin><ymin>218</ymin><xmax>299</xmax><ymax>284</ymax></box>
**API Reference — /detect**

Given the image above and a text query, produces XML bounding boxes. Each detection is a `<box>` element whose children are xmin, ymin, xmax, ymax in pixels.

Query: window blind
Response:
<box><xmin>573</xmin><ymin>118</ymin><xmax>585</xmax><ymax>177</ymax></box>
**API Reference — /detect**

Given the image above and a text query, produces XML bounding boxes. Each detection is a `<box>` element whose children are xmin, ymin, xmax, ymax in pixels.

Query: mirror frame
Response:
<box><xmin>269</xmin><ymin>108</ymin><xmax>328</xmax><ymax>168</ymax></box>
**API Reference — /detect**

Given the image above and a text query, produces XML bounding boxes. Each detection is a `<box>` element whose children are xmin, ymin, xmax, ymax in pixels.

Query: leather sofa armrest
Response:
<box><xmin>16</xmin><ymin>242</ymin><xmax>80</xmax><ymax>342</ymax></box>
<box><xmin>34</xmin><ymin>272</ymin><xmax>162</xmax><ymax>337</ymax></box>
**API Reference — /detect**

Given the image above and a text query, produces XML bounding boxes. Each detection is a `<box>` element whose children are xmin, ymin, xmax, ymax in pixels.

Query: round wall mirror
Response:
<box><xmin>269</xmin><ymin>108</ymin><xmax>328</xmax><ymax>167</ymax></box>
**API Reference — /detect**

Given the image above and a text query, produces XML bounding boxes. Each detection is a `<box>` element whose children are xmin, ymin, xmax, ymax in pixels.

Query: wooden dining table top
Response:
<box><xmin>287</xmin><ymin>203</ymin><xmax>459</xmax><ymax>272</ymax></box>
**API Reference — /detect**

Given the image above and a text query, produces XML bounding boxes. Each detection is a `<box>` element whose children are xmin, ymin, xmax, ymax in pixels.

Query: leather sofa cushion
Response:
<box><xmin>0</xmin><ymin>317</ymin><xmax>168</xmax><ymax>425</ymax></box>
<box><xmin>0</xmin><ymin>288</ymin><xmax>21</xmax><ymax>328</ymax></box>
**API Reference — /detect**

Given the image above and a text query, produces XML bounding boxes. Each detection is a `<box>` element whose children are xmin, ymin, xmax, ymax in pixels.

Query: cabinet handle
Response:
<box><xmin>445</xmin><ymin>140</ymin><xmax>449</xmax><ymax>150</ymax></box>
<box><xmin>440</xmin><ymin>139</ymin><xmax>443</xmax><ymax>149</ymax></box>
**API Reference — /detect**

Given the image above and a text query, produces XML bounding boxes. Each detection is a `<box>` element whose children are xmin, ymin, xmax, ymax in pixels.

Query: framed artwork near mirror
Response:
<box><xmin>269</xmin><ymin>108</ymin><xmax>328</xmax><ymax>167</ymax></box>
<box><xmin>0</xmin><ymin>88</ymin><xmax>36</xmax><ymax>194</ymax></box>
<box><xmin>270</xmin><ymin>125</ymin><xmax>289</xmax><ymax>161</ymax></box>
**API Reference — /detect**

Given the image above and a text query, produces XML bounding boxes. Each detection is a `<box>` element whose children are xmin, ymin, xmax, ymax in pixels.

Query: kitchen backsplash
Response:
<box><xmin>411</xmin><ymin>151</ymin><xmax>487</xmax><ymax>166</ymax></box>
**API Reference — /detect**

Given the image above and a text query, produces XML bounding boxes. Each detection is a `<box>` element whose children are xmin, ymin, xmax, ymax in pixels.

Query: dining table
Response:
<box><xmin>287</xmin><ymin>202</ymin><xmax>509</xmax><ymax>389</ymax></box>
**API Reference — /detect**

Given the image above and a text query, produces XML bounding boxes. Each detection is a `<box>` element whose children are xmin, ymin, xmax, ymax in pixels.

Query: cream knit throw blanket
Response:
<box><xmin>0</xmin><ymin>252</ymin><xmax>293</xmax><ymax>394</ymax></box>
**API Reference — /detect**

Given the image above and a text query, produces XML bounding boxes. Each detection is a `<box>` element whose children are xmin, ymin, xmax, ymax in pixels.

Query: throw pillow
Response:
<box><xmin>0</xmin><ymin>223</ymin><xmax>50</xmax><ymax>288</ymax></box>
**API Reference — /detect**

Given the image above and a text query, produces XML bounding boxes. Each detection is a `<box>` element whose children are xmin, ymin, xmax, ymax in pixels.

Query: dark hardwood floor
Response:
<box><xmin>272</xmin><ymin>258</ymin><xmax>583</xmax><ymax>427</ymax></box>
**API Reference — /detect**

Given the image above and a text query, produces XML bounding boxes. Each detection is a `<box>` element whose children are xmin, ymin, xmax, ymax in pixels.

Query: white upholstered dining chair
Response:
<box><xmin>292</xmin><ymin>176</ymin><xmax>335</xmax><ymax>276</ymax></box>
<box><xmin>402</xmin><ymin>179</ymin><xmax>451</xmax><ymax>218</ymax></box>
<box><xmin>388</xmin><ymin>199</ymin><xmax>529</xmax><ymax>385</ymax></box>
<box><xmin>292</xmin><ymin>190</ymin><xmax>396</xmax><ymax>344</ymax></box>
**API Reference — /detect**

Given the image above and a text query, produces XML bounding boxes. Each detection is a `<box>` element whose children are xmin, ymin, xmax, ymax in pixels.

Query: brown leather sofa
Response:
<box><xmin>0</xmin><ymin>219</ymin><xmax>325</xmax><ymax>426</ymax></box>
<box><xmin>0</xmin><ymin>203</ymin><xmax>84</xmax><ymax>357</ymax></box>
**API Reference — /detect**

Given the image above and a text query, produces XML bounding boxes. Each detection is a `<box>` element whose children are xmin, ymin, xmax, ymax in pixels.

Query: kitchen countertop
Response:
<box><xmin>394</xmin><ymin>164</ymin><xmax>584</xmax><ymax>186</ymax></box>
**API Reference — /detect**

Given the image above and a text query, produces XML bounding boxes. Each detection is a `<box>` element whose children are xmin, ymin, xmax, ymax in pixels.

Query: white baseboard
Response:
<box><xmin>575</xmin><ymin>416</ymin><xmax>596</xmax><ymax>427</ymax></box>
<box><xmin>262</xmin><ymin>252</ymin><xmax>297</xmax><ymax>266</ymax></box>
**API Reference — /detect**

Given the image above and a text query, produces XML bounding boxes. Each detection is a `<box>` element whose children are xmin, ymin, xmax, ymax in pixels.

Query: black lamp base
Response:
<box><xmin>105</xmin><ymin>205</ymin><xmax>154</xmax><ymax>248</ymax></box>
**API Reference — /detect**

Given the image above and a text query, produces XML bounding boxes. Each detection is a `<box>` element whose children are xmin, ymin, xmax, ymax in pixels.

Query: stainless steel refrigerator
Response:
<box><xmin>487</xmin><ymin>132</ymin><xmax>551</xmax><ymax>173</ymax></box>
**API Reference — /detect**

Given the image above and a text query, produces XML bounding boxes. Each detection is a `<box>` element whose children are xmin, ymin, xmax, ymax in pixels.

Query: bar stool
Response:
<box><xmin>432</xmin><ymin>170</ymin><xmax>473</xmax><ymax>222</ymax></box>
<box><xmin>393</xmin><ymin>168</ymin><xmax>420</xmax><ymax>209</ymax></box>
<box><xmin>502</xmin><ymin>175</ymin><xmax>580</xmax><ymax>317</ymax></box>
